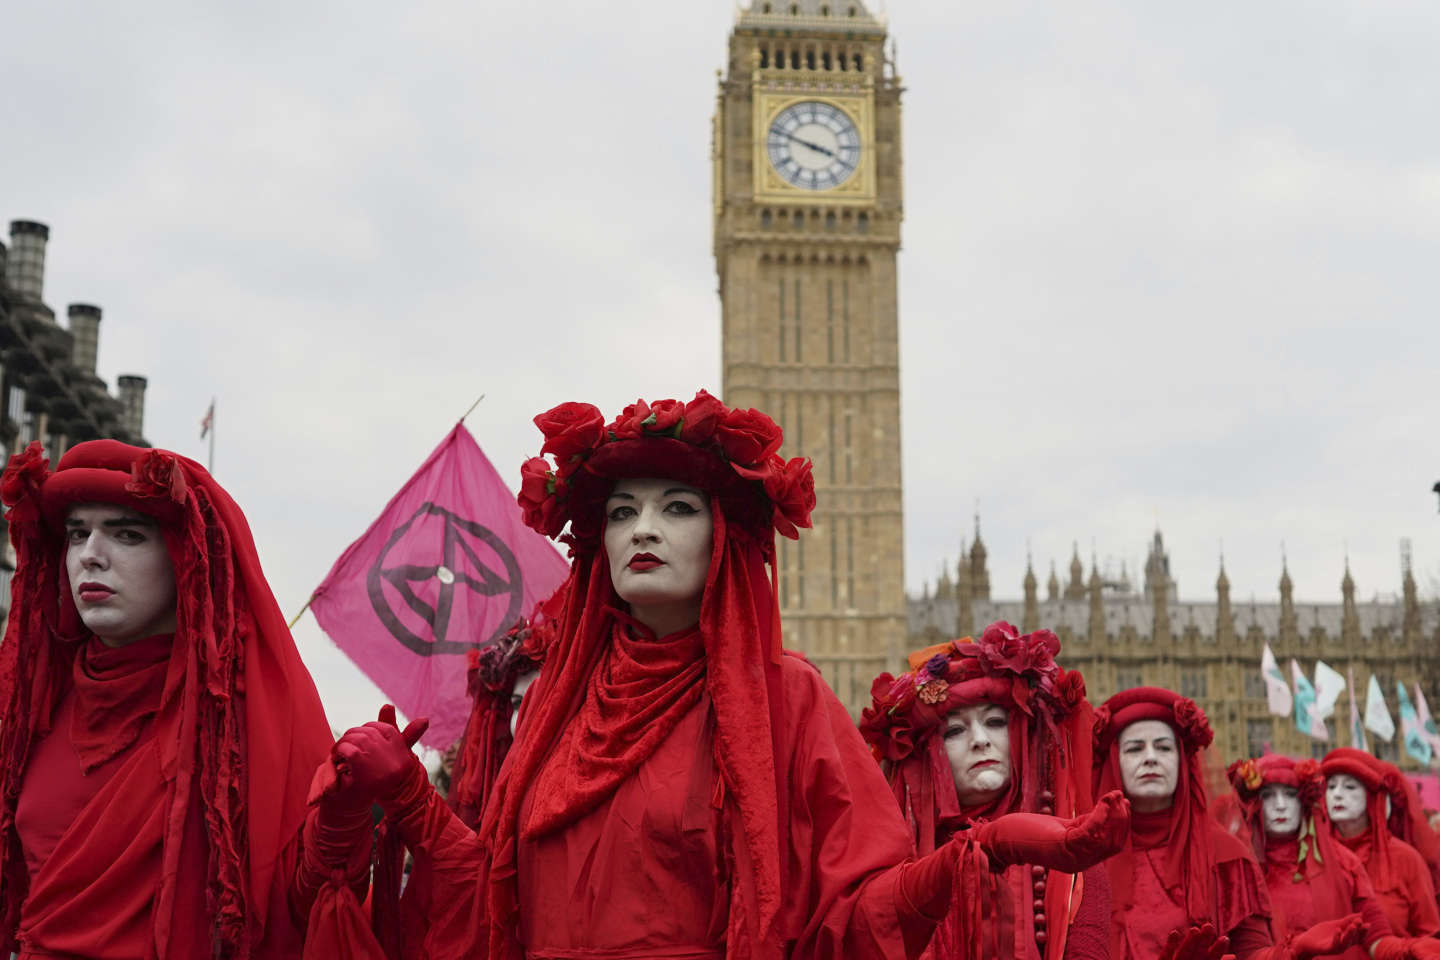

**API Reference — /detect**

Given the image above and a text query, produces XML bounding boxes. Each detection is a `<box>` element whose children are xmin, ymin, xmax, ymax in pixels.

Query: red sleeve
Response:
<box><xmin>1348</xmin><ymin>855</ymin><xmax>1396</xmax><ymax>946</ymax></box>
<box><xmin>1226</xmin><ymin>913</ymin><xmax>1276</xmax><ymax>960</ymax></box>
<box><xmin>775</xmin><ymin>659</ymin><xmax>939</xmax><ymax>960</ymax></box>
<box><xmin>1064</xmin><ymin>866</ymin><xmax>1111</xmax><ymax>960</ymax></box>
<box><xmin>1402</xmin><ymin>846</ymin><xmax>1440</xmax><ymax>937</ymax></box>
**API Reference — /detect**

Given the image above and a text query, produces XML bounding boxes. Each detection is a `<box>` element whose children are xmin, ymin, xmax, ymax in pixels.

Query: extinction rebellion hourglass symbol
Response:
<box><xmin>366</xmin><ymin>502</ymin><xmax>526</xmax><ymax>656</ymax></box>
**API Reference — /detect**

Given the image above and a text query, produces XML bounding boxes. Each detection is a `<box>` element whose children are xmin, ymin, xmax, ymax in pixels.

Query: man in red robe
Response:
<box><xmin>0</xmin><ymin>440</ymin><xmax>336</xmax><ymax>958</ymax></box>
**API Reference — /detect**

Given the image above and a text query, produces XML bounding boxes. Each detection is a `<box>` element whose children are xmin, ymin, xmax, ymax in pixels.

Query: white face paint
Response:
<box><xmin>65</xmin><ymin>503</ymin><xmax>177</xmax><ymax>647</ymax></box>
<box><xmin>1117</xmin><ymin>719</ymin><xmax>1181</xmax><ymax>812</ymax></box>
<box><xmin>603</xmin><ymin>478</ymin><xmax>713</xmax><ymax>637</ymax></box>
<box><xmin>1260</xmin><ymin>783</ymin><xmax>1302</xmax><ymax>837</ymax></box>
<box><xmin>1326</xmin><ymin>774</ymin><xmax>1370</xmax><ymax>829</ymax></box>
<box><xmin>943</xmin><ymin>702</ymin><xmax>1012</xmax><ymax>808</ymax></box>
<box><xmin>509</xmin><ymin>669</ymin><xmax>538</xmax><ymax>738</ymax></box>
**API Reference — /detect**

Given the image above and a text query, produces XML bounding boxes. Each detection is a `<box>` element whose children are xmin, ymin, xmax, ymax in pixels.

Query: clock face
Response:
<box><xmin>766</xmin><ymin>101</ymin><xmax>861</xmax><ymax>191</ymax></box>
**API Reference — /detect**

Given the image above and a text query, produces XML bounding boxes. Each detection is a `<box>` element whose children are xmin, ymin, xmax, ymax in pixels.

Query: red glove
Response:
<box><xmin>1159</xmin><ymin>923</ymin><xmax>1234</xmax><ymax>960</ymax></box>
<box><xmin>1288</xmin><ymin>914</ymin><xmax>1364</xmax><ymax>960</ymax></box>
<box><xmin>968</xmin><ymin>790</ymin><xmax>1130</xmax><ymax>873</ymax></box>
<box><xmin>899</xmin><ymin>837</ymin><xmax>962</xmax><ymax>919</ymax></box>
<box><xmin>1373</xmin><ymin>937</ymin><xmax>1440</xmax><ymax>960</ymax></box>
<box><xmin>322</xmin><ymin>704</ymin><xmax>430</xmax><ymax>809</ymax></box>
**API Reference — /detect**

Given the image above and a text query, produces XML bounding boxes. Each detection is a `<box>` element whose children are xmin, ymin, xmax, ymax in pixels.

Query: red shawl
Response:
<box><xmin>0</xmin><ymin>440</ymin><xmax>333</xmax><ymax>957</ymax></box>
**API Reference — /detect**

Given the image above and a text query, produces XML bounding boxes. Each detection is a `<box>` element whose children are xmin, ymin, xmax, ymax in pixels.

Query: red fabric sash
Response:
<box><xmin>1263</xmin><ymin>833</ymin><xmax>1349</xmax><ymax>935</ymax></box>
<box><xmin>69</xmin><ymin>634</ymin><xmax>173</xmax><ymax>774</ymax></box>
<box><xmin>525</xmin><ymin>612</ymin><xmax>706</xmax><ymax>837</ymax></box>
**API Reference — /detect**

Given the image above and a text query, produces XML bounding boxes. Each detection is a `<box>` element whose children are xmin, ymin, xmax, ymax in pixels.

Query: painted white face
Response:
<box><xmin>509</xmin><ymin>669</ymin><xmax>538</xmax><ymax>738</ymax></box>
<box><xmin>603</xmin><ymin>478</ymin><xmax>713</xmax><ymax>634</ymax></box>
<box><xmin>1260</xmin><ymin>783</ymin><xmax>1303</xmax><ymax>837</ymax></box>
<box><xmin>1118</xmin><ymin>719</ymin><xmax>1181</xmax><ymax>809</ymax></box>
<box><xmin>65</xmin><ymin>504</ymin><xmax>177</xmax><ymax>647</ymax></box>
<box><xmin>943</xmin><ymin>702</ymin><xmax>1012</xmax><ymax>808</ymax></box>
<box><xmin>1326</xmin><ymin>774</ymin><xmax>1369</xmax><ymax>827</ymax></box>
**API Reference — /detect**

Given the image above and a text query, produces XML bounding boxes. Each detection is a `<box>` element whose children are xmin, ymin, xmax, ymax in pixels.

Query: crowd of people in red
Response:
<box><xmin>1</xmin><ymin>392</ymin><xmax>1439</xmax><ymax>959</ymax></box>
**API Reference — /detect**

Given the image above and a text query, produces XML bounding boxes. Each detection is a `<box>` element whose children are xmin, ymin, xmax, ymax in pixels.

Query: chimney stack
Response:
<box><xmin>116</xmin><ymin>374</ymin><xmax>147</xmax><ymax>440</ymax></box>
<box><xmin>6</xmin><ymin>220</ymin><xmax>50</xmax><ymax>301</ymax></box>
<box><xmin>68</xmin><ymin>304</ymin><xmax>101</xmax><ymax>373</ymax></box>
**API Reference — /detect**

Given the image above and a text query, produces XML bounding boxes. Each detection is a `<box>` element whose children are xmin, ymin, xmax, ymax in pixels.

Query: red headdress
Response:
<box><xmin>477</xmin><ymin>391</ymin><xmax>815</xmax><ymax>959</ymax></box>
<box><xmin>1367</xmin><ymin>756</ymin><xmax>1440</xmax><ymax>874</ymax></box>
<box><xmin>859</xmin><ymin>621</ymin><xmax>1095</xmax><ymax>959</ymax></box>
<box><xmin>446</xmin><ymin>599</ymin><xmax>556</xmax><ymax>829</ymax></box>
<box><xmin>1227</xmin><ymin>755</ymin><xmax>1329</xmax><ymax>865</ymax></box>
<box><xmin>1093</xmin><ymin>687</ymin><xmax>1236</xmax><ymax>925</ymax></box>
<box><xmin>0</xmin><ymin>441</ymin><xmax>331</xmax><ymax>956</ymax></box>
<box><xmin>1320</xmin><ymin>748</ymin><xmax>1406</xmax><ymax>890</ymax></box>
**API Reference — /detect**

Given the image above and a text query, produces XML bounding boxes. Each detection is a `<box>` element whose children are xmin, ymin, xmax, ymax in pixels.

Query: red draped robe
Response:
<box><xmin>387</xmin><ymin>630</ymin><xmax>943</xmax><ymax>959</ymax></box>
<box><xmin>1112</xmin><ymin>810</ymin><xmax>1273</xmax><ymax>960</ymax></box>
<box><xmin>1261</xmin><ymin>834</ymin><xmax>1390</xmax><ymax>959</ymax></box>
<box><xmin>1336</xmin><ymin>829</ymin><xmax>1440</xmax><ymax>939</ymax></box>
<box><xmin>12</xmin><ymin>635</ymin><xmax>306</xmax><ymax>959</ymax></box>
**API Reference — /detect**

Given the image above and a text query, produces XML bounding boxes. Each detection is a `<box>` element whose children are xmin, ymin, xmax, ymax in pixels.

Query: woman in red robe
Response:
<box><xmin>321</xmin><ymin>391</ymin><xmax>1130</xmax><ymax>960</ymax></box>
<box><xmin>1095</xmin><ymin>688</ymin><xmax>1363</xmax><ymax>960</ymax></box>
<box><xmin>1367</xmin><ymin>757</ymin><xmax>1440</xmax><ymax>904</ymax></box>
<box><xmin>1320</xmin><ymin>748</ymin><xmax>1440</xmax><ymax>940</ymax></box>
<box><xmin>858</xmin><ymin>622</ymin><xmax>1115</xmax><ymax>959</ymax></box>
<box><xmin>0</xmin><ymin>440</ymin><xmax>335</xmax><ymax>958</ymax></box>
<box><xmin>1226</xmin><ymin>754</ymin><xmax>1440</xmax><ymax>959</ymax></box>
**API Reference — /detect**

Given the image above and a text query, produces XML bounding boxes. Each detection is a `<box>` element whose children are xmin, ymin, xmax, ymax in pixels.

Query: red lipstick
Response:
<box><xmin>78</xmin><ymin>582</ymin><xmax>115</xmax><ymax>603</ymax></box>
<box><xmin>628</xmin><ymin>552</ymin><xmax>664</xmax><ymax>571</ymax></box>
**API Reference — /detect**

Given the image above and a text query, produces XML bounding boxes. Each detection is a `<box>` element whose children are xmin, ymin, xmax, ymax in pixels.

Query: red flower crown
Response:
<box><xmin>517</xmin><ymin>390</ymin><xmax>815</xmax><ymax>543</ymax></box>
<box><xmin>1092</xmin><ymin>691</ymin><xmax>1214</xmax><ymax>756</ymax></box>
<box><xmin>859</xmin><ymin>621</ymin><xmax>1085</xmax><ymax>763</ymax></box>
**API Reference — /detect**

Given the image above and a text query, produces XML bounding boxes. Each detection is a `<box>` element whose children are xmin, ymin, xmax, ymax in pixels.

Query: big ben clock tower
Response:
<box><xmin>713</xmin><ymin>0</ymin><xmax>905</xmax><ymax>715</ymax></box>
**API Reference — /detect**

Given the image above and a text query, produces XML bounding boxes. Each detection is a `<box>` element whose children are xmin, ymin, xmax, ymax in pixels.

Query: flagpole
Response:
<box><xmin>460</xmin><ymin>392</ymin><xmax>486</xmax><ymax>423</ymax></box>
<box><xmin>287</xmin><ymin>593</ymin><xmax>314</xmax><ymax>630</ymax></box>
<box><xmin>208</xmin><ymin>397</ymin><xmax>216</xmax><ymax>474</ymax></box>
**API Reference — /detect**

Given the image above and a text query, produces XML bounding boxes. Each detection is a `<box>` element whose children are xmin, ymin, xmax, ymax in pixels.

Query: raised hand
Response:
<box><xmin>1372</xmin><ymin>935</ymin><xmax>1440</xmax><ymax>960</ymax></box>
<box><xmin>323</xmin><ymin>704</ymin><xmax>429</xmax><ymax>807</ymax></box>
<box><xmin>1289</xmin><ymin>914</ymin><xmax>1364</xmax><ymax>960</ymax></box>
<box><xmin>1159</xmin><ymin>923</ymin><xmax>1233</xmax><ymax>960</ymax></box>
<box><xmin>969</xmin><ymin>790</ymin><xmax>1131</xmax><ymax>873</ymax></box>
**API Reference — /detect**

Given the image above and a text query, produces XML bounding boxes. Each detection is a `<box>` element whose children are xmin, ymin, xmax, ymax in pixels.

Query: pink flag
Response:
<box><xmin>310</xmin><ymin>423</ymin><xmax>569</xmax><ymax>748</ymax></box>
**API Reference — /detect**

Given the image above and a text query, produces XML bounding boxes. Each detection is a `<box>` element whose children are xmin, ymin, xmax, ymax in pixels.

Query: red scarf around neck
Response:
<box><xmin>69</xmin><ymin>634</ymin><xmax>174</xmax><ymax>774</ymax></box>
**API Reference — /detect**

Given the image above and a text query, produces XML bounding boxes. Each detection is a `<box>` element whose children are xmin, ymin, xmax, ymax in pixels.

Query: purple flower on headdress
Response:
<box><xmin>923</xmin><ymin>653</ymin><xmax>949</xmax><ymax>679</ymax></box>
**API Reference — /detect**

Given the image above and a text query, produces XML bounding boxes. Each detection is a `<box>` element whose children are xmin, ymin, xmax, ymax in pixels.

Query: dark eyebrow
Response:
<box><xmin>65</xmin><ymin>515</ymin><xmax>154</xmax><ymax>529</ymax></box>
<box><xmin>605</xmin><ymin>492</ymin><xmax>635</xmax><ymax>502</ymax></box>
<box><xmin>664</xmin><ymin>487</ymin><xmax>703</xmax><ymax>498</ymax></box>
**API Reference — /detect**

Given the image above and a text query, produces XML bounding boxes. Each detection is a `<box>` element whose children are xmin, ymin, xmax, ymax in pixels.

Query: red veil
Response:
<box><xmin>0</xmin><ymin>440</ymin><xmax>332</xmax><ymax>957</ymax></box>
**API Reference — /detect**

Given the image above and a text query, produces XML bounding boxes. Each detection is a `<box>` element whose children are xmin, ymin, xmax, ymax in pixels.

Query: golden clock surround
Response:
<box><xmin>752</xmin><ymin>92</ymin><xmax>876</xmax><ymax>204</ymax></box>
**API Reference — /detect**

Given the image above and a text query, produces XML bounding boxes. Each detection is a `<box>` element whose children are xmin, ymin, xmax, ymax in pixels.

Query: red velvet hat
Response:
<box><xmin>1092</xmin><ymin>685</ymin><xmax>1214</xmax><ymax>758</ymax></box>
<box><xmin>1319</xmin><ymin>747</ymin><xmax>1384</xmax><ymax>792</ymax></box>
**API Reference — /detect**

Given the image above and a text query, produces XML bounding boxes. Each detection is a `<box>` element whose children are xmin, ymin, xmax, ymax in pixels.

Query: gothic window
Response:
<box><xmin>760</xmin><ymin>49</ymin><xmax>769</xmax><ymax>68</ymax></box>
<box><xmin>852</xmin><ymin>53</ymin><xmax>863</xmax><ymax>71</ymax></box>
<box><xmin>857</xmin><ymin>212</ymin><xmax>869</xmax><ymax>234</ymax></box>
<box><xmin>825</xmin><ymin>210</ymin><xmax>836</xmax><ymax>232</ymax></box>
<box><xmin>1180</xmin><ymin>670</ymin><xmax>1207</xmax><ymax>700</ymax></box>
<box><xmin>820</xmin><ymin>4</ymin><xmax>830</xmax><ymax>14</ymax></box>
<box><xmin>822</xmin><ymin>52</ymin><xmax>832</xmax><ymax>70</ymax></box>
<box><xmin>761</xmin><ymin>209</ymin><xmax>772</xmax><ymax>229</ymax></box>
<box><xmin>1115</xmin><ymin>669</ymin><xmax>1143</xmax><ymax>691</ymax></box>
<box><xmin>826</xmin><ymin>278</ymin><xmax>835</xmax><ymax>362</ymax></box>
<box><xmin>791</xmin><ymin>50</ymin><xmax>801</xmax><ymax>69</ymax></box>
<box><xmin>1243</xmin><ymin>671</ymin><xmax>1267</xmax><ymax>701</ymax></box>
<box><xmin>1245</xmin><ymin>719</ymin><xmax>1271</xmax><ymax>757</ymax></box>
<box><xmin>806</xmin><ymin>50</ymin><xmax>816</xmax><ymax>70</ymax></box>
<box><xmin>778</xmin><ymin>278</ymin><xmax>786</xmax><ymax>361</ymax></box>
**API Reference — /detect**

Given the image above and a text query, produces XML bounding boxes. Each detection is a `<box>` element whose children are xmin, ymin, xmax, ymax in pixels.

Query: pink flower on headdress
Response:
<box><xmin>859</xmin><ymin>671</ymin><xmax>920</xmax><ymax>762</ymax></box>
<box><xmin>1</xmin><ymin>442</ymin><xmax>49</xmax><ymax>508</ymax></box>
<box><xmin>126</xmin><ymin>450</ymin><xmax>188</xmax><ymax>506</ymax></box>
<box><xmin>916</xmin><ymin>677</ymin><xmax>949</xmax><ymax>705</ymax></box>
<box><xmin>1172</xmin><ymin>696</ymin><xmax>1214</xmax><ymax>749</ymax></box>
<box><xmin>973</xmin><ymin>622</ymin><xmax>1060</xmax><ymax>688</ymax></box>
<box><xmin>535</xmin><ymin>402</ymin><xmax>606</xmax><ymax>464</ymax></box>
<box><xmin>517</xmin><ymin>457</ymin><xmax>565</xmax><ymax>537</ymax></box>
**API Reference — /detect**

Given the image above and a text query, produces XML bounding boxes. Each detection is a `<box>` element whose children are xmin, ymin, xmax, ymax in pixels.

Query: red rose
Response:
<box><xmin>517</xmin><ymin>457</ymin><xmax>563</xmax><ymax>536</ymax></box>
<box><xmin>762</xmin><ymin>456</ymin><xmax>815</xmax><ymax>539</ymax></box>
<box><xmin>125</xmin><ymin>450</ymin><xmax>187</xmax><ymax>505</ymax></box>
<box><xmin>1053</xmin><ymin>668</ymin><xmax>1087</xmax><ymax>714</ymax></box>
<box><xmin>1295</xmin><ymin>759</ymin><xmax>1323</xmax><ymax>807</ymax></box>
<box><xmin>679</xmin><ymin>390</ymin><xmax>726</xmax><ymax>444</ymax></box>
<box><xmin>609</xmin><ymin>400</ymin><xmax>652</xmax><ymax>440</ymax></box>
<box><xmin>645</xmin><ymin>398</ymin><xmax>683</xmax><ymax>435</ymax></box>
<box><xmin>715</xmin><ymin>407</ymin><xmax>783</xmax><ymax>465</ymax></box>
<box><xmin>1172</xmin><ymin>697</ymin><xmax>1214</xmax><ymax>749</ymax></box>
<box><xmin>535</xmin><ymin>402</ymin><xmax>606</xmax><ymax>464</ymax></box>
<box><xmin>1</xmin><ymin>442</ymin><xmax>49</xmax><ymax>507</ymax></box>
<box><xmin>1092</xmin><ymin>704</ymin><xmax>1113</xmax><ymax>743</ymax></box>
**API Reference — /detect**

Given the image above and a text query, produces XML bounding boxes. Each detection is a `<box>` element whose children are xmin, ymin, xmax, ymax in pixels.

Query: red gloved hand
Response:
<box><xmin>969</xmin><ymin>790</ymin><xmax>1130</xmax><ymax>873</ymax></box>
<box><xmin>1289</xmin><ymin>914</ymin><xmax>1364</xmax><ymax>960</ymax></box>
<box><xmin>1373</xmin><ymin>936</ymin><xmax>1440</xmax><ymax>960</ymax></box>
<box><xmin>1159</xmin><ymin>923</ymin><xmax>1233</xmax><ymax>960</ymax></box>
<box><xmin>326</xmin><ymin>704</ymin><xmax>429</xmax><ymax>808</ymax></box>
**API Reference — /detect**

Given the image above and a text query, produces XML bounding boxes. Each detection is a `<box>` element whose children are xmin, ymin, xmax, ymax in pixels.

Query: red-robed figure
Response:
<box><xmin>0</xmin><ymin>441</ymin><xmax>336</xmax><ymax>958</ymax></box>
<box><xmin>1226</xmin><ymin>753</ymin><xmax>1440</xmax><ymax>960</ymax></box>
<box><xmin>1320</xmin><ymin>749</ymin><xmax>1440</xmax><ymax>940</ymax></box>
<box><xmin>858</xmin><ymin>625</ymin><xmax>1118</xmax><ymax>960</ymax></box>
<box><xmin>1094</xmin><ymin>688</ymin><xmax>1364</xmax><ymax>960</ymax></box>
<box><xmin>318</xmin><ymin>392</ymin><xmax>1128</xmax><ymax>960</ymax></box>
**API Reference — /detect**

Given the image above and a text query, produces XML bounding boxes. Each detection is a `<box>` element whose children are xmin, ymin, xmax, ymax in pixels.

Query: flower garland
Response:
<box><xmin>516</xmin><ymin>390</ymin><xmax>816</xmax><ymax>543</ymax></box>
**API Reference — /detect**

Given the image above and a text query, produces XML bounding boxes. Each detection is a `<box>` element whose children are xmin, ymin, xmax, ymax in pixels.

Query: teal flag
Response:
<box><xmin>1292</xmin><ymin>660</ymin><xmax>1326</xmax><ymax>739</ymax></box>
<box><xmin>1397</xmin><ymin>682</ymin><xmax>1433</xmax><ymax>765</ymax></box>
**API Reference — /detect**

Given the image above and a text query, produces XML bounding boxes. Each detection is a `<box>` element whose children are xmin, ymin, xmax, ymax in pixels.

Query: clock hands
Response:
<box><xmin>777</xmin><ymin>129</ymin><xmax>840</xmax><ymax>160</ymax></box>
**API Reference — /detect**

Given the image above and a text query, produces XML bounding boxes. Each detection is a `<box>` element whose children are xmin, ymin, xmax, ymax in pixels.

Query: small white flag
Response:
<box><xmin>1366</xmin><ymin>674</ymin><xmax>1396</xmax><ymax>743</ymax></box>
<box><xmin>1292</xmin><ymin>659</ymin><xmax>1328</xmax><ymax>740</ymax></box>
<box><xmin>1314</xmin><ymin>660</ymin><xmax>1346</xmax><ymax>721</ymax></box>
<box><xmin>1415</xmin><ymin>685</ymin><xmax>1440</xmax><ymax>762</ymax></box>
<box><xmin>1261</xmin><ymin>643</ymin><xmax>1292</xmax><ymax>717</ymax></box>
<box><xmin>1349</xmin><ymin>666</ymin><xmax>1368</xmax><ymax>751</ymax></box>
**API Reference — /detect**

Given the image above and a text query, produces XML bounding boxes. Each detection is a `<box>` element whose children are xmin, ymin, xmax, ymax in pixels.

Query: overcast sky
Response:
<box><xmin>5</xmin><ymin>1</ymin><xmax>1438</xmax><ymax>733</ymax></box>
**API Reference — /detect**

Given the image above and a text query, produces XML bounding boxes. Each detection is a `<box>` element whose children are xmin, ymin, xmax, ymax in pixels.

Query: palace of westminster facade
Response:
<box><xmin>713</xmin><ymin>3</ymin><xmax>1438</xmax><ymax>772</ymax></box>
